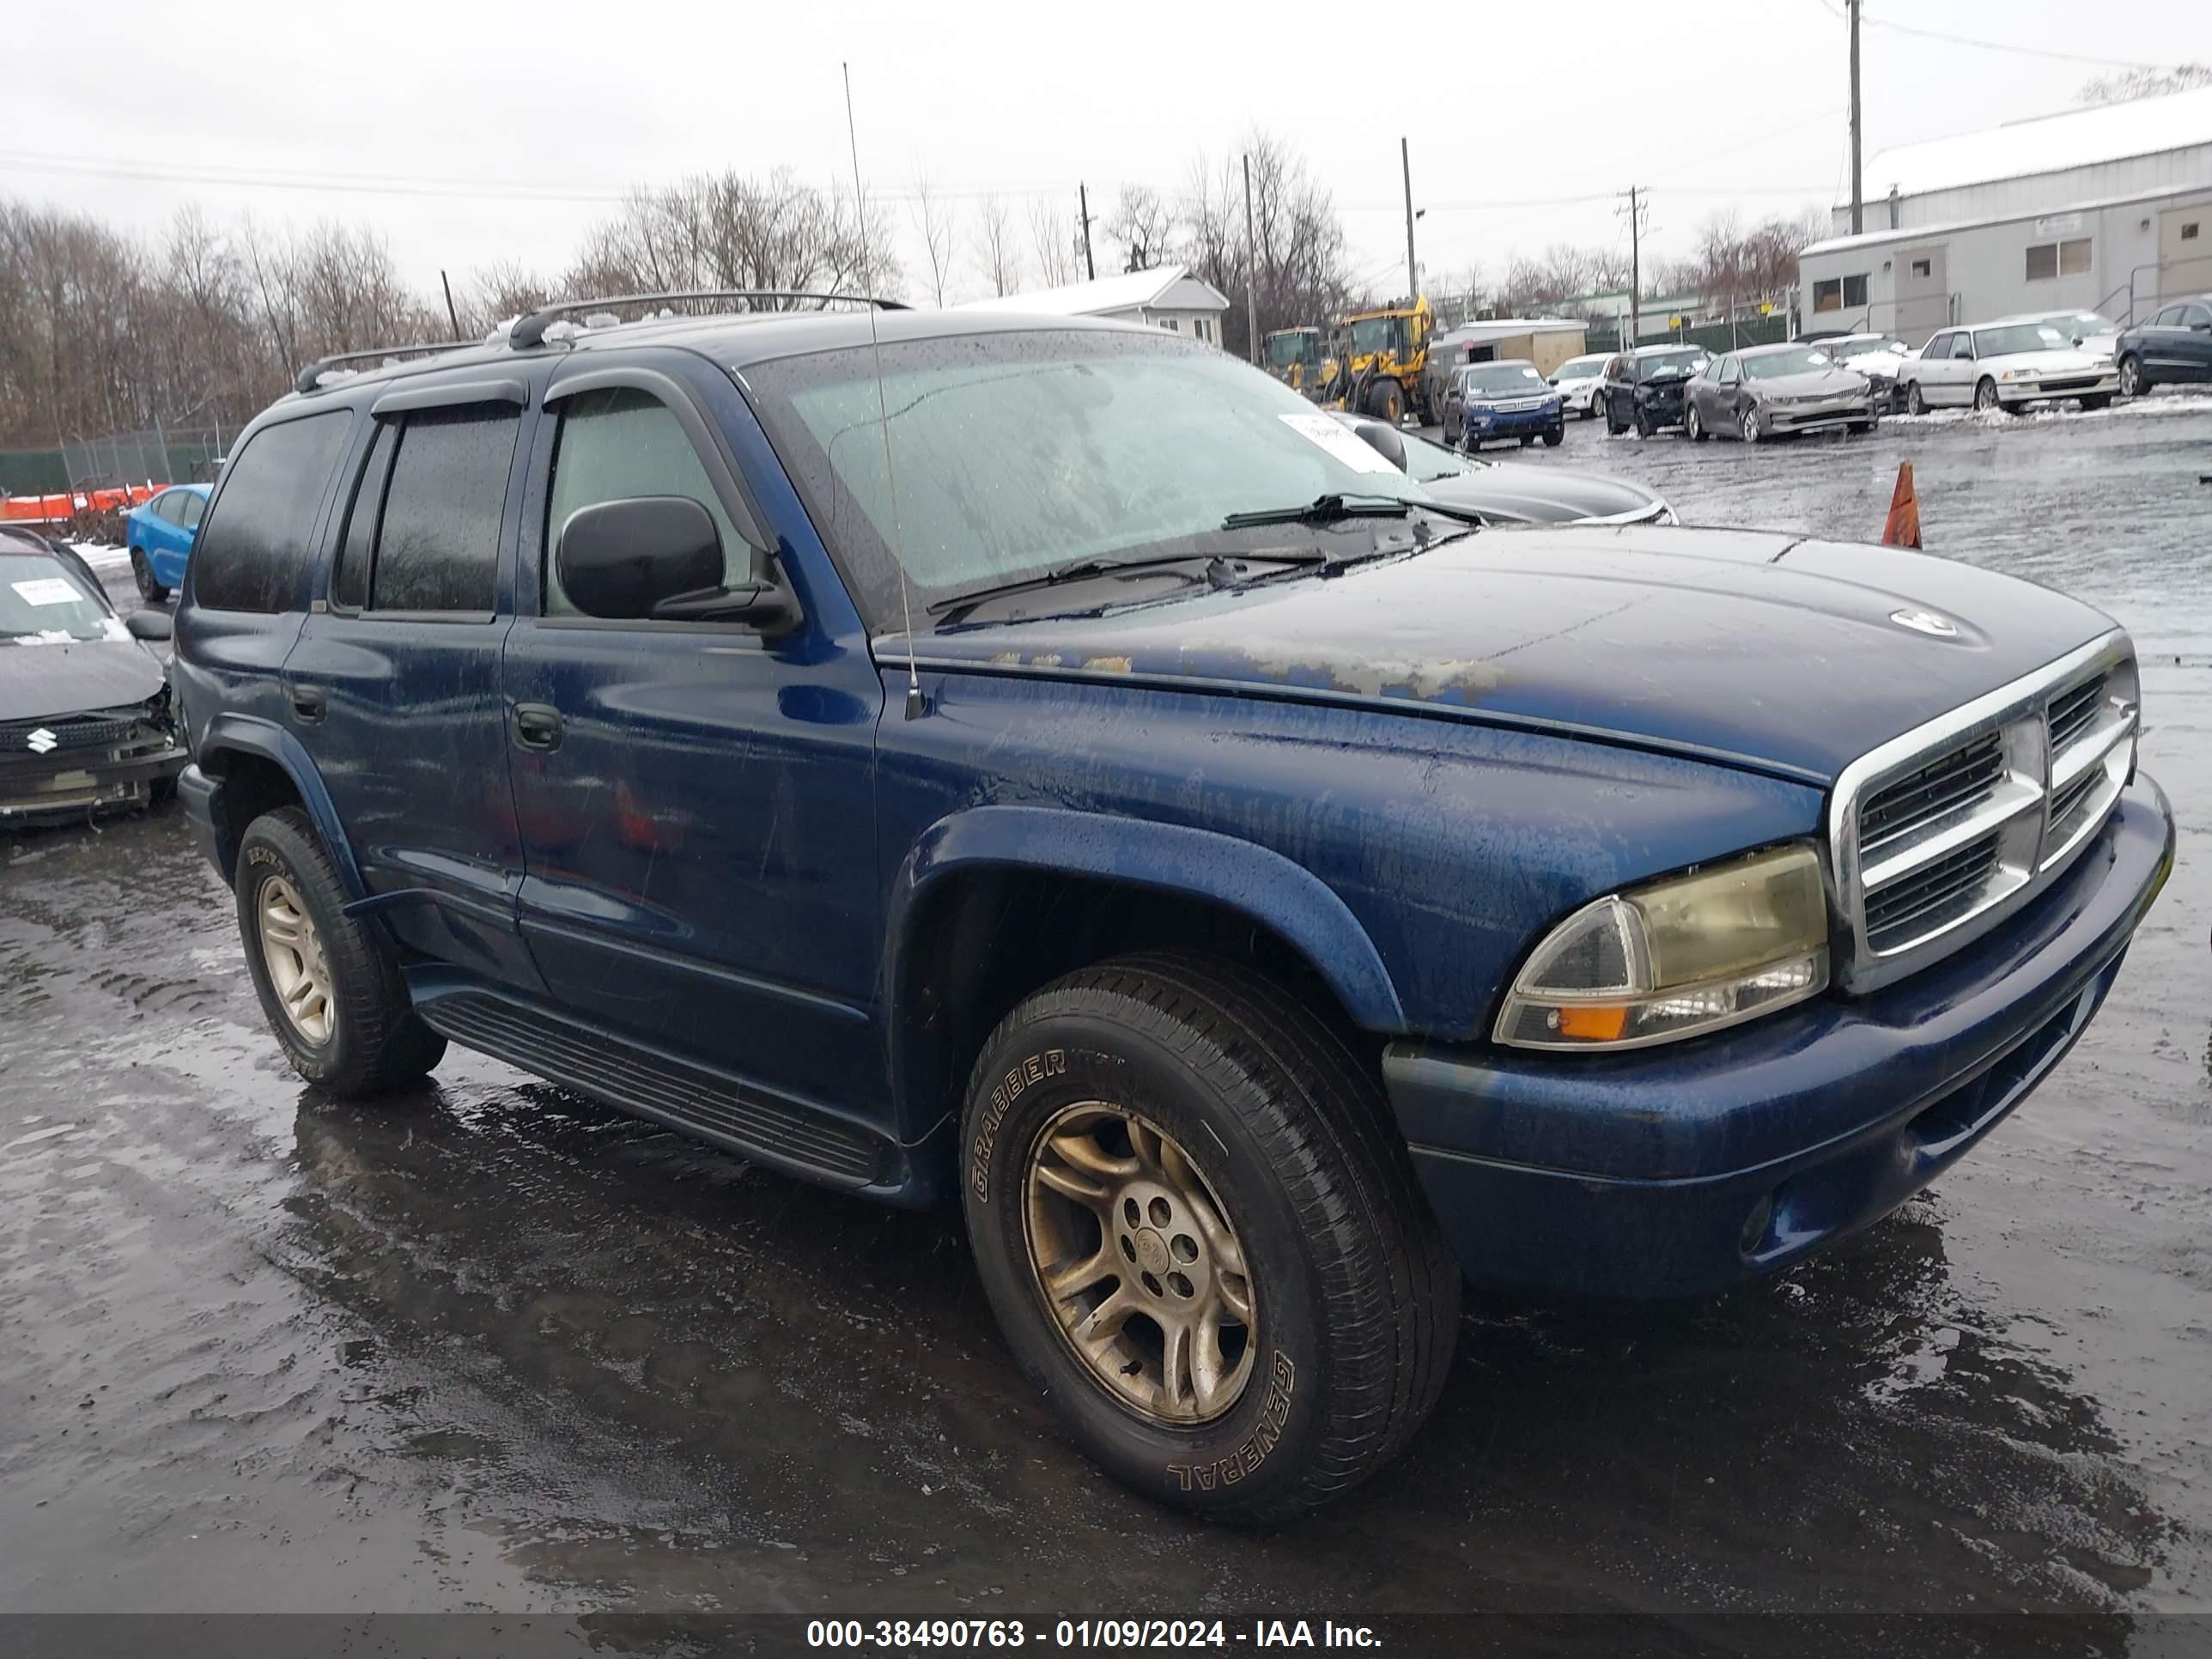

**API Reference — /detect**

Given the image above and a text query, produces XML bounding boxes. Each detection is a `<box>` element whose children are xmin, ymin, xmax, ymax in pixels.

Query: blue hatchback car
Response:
<box><xmin>122</xmin><ymin>483</ymin><xmax>210</xmax><ymax>602</ymax></box>
<box><xmin>171</xmin><ymin>299</ymin><xmax>2171</xmax><ymax>1523</ymax></box>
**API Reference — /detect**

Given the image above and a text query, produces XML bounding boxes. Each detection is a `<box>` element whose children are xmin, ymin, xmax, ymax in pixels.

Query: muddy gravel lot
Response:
<box><xmin>3</xmin><ymin>400</ymin><xmax>2209</xmax><ymax>1653</ymax></box>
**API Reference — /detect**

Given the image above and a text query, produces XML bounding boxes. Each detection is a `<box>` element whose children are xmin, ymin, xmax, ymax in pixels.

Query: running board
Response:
<box><xmin>410</xmin><ymin>983</ymin><xmax>893</xmax><ymax>1191</ymax></box>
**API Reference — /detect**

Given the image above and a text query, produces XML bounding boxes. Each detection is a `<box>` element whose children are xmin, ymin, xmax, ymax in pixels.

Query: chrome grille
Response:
<box><xmin>1858</xmin><ymin>732</ymin><xmax>2005</xmax><ymax>855</ymax></box>
<box><xmin>1831</xmin><ymin>634</ymin><xmax>2136</xmax><ymax>992</ymax></box>
<box><xmin>1864</xmin><ymin>830</ymin><xmax>2003</xmax><ymax>952</ymax></box>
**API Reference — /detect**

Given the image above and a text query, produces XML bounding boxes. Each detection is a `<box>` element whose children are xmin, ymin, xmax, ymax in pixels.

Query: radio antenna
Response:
<box><xmin>843</xmin><ymin>61</ymin><xmax>927</xmax><ymax>721</ymax></box>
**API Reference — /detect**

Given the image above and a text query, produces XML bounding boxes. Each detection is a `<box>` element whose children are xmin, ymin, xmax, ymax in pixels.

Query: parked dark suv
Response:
<box><xmin>1596</xmin><ymin>344</ymin><xmax>1711</xmax><ymax>436</ymax></box>
<box><xmin>172</xmin><ymin>297</ymin><xmax>2172</xmax><ymax>1522</ymax></box>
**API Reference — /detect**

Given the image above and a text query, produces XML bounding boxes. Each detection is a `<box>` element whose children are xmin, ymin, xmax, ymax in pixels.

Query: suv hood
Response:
<box><xmin>902</xmin><ymin>526</ymin><xmax>2116</xmax><ymax>784</ymax></box>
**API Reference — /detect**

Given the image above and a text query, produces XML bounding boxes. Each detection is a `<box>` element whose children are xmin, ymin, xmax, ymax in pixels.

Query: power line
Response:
<box><xmin>1856</xmin><ymin>13</ymin><xmax>2185</xmax><ymax>71</ymax></box>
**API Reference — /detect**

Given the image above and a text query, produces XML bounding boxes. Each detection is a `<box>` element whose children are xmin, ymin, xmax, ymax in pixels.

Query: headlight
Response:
<box><xmin>1494</xmin><ymin>844</ymin><xmax>1829</xmax><ymax>1051</ymax></box>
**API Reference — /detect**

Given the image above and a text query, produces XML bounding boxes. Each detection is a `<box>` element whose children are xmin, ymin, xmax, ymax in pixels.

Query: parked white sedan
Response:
<box><xmin>1900</xmin><ymin>320</ymin><xmax>2120</xmax><ymax>415</ymax></box>
<box><xmin>1547</xmin><ymin>353</ymin><xmax>1611</xmax><ymax>419</ymax></box>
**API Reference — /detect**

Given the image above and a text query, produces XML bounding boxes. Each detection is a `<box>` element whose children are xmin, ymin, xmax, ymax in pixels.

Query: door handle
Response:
<box><xmin>514</xmin><ymin>703</ymin><xmax>563</xmax><ymax>752</ymax></box>
<box><xmin>290</xmin><ymin>685</ymin><xmax>326</xmax><ymax>725</ymax></box>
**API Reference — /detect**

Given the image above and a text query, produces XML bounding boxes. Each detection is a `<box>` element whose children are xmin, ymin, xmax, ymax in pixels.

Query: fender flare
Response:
<box><xmin>196</xmin><ymin>713</ymin><xmax>367</xmax><ymax>900</ymax></box>
<box><xmin>883</xmin><ymin>804</ymin><xmax>1407</xmax><ymax>1142</ymax></box>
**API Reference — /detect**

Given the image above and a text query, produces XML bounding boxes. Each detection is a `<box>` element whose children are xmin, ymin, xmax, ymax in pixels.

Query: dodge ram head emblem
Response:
<box><xmin>25</xmin><ymin>728</ymin><xmax>58</xmax><ymax>755</ymax></box>
<box><xmin>1890</xmin><ymin>608</ymin><xmax>1959</xmax><ymax>638</ymax></box>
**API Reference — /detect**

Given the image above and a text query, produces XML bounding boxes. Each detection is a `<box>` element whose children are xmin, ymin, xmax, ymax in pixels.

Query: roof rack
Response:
<box><xmin>507</xmin><ymin>289</ymin><xmax>906</xmax><ymax>350</ymax></box>
<box><xmin>294</xmin><ymin>340</ymin><xmax>474</xmax><ymax>396</ymax></box>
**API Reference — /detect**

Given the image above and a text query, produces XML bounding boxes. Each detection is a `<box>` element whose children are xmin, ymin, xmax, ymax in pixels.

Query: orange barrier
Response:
<box><xmin>0</xmin><ymin>483</ymin><xmax>163</xmax><ymax>525</ymax></box>
<box><xmin>1880</xmin><ymin>462</ymin><xmax>1921</xmax><ymax>550</ymax></box>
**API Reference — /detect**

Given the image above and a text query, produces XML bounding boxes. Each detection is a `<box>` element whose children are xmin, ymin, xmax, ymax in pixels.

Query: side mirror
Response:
<box><xmin>556</xmin><ymin>496</ymin><xmax>796</xmax><ymax>630</ymax></box>
<box><xmin>125</xmin><ymin>609</ymin><xmax>173</xmax><ymax>641</ymax></box>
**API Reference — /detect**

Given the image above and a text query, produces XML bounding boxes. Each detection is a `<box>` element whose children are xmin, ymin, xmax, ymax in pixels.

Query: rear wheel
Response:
<box><xmin>1369</xmin><ymin>380</ymin><xmax>1403</xmax><ymax>426</ymax></box>
<box><xmin>235</xmin><ymin>807</ymin><xmax>446</xmax><ymax>1097</ymax></box>
<box><xmin>1684</xmin><ymin>404</ymin><xmax>1706</xmax><ymax>441</ymax></box>
<box><xmin>1541</xmin><ymin>428</ymin><xmax>1563</xmax><ymax>447</ymax></box>
<box><xmin>130</xmin><ymin>549</ymin><xmax>168</xmax><ymax>603</ymax></box>
<box><xmin>960</xmin><ymin>951</ymin><xmax>1460</xmax><ymax>1523</ymax></box>
<box><xmin>1905</xmin><ymin>381</ymin><xmax>1928</xmax><ymax>416</ymax></box>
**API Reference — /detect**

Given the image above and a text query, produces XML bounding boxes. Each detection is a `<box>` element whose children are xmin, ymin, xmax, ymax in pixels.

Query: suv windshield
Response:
<box><xmin>0</xmin><ymin>550</ymin><xmax>115</xmax><ymax>642</ymax></box>
<box><xmin>1742</xmin><ymin>346</ymin><xmax>1836</xmax><ymax>380</ymax></box>
<box><xmin>745</xmin><ymin>330</ymin><xmax>1436</xmax><ymax>628</ymax></box>
<box><xmin>1460</xmin><ymin>363</ymin><xmax>1548</xmax><ymax>396</ymax></box>
<box><xmin>1636</xmin><ymin>349</ymin><xmax>1705</xmax><ymax>380</ymax></box>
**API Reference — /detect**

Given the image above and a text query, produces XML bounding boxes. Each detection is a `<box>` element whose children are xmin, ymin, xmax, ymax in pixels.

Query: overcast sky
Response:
<box><xmin>9</xmin><ymin>0</ymin><xmax>2208</xmax><ymax>308</ymax></box>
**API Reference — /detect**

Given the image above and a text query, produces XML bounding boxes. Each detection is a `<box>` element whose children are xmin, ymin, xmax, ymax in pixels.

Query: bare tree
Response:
<box><xmin>1026</xmin><ymin>198</ymin><xmax>1079</xmax><ymax>287</ymax></box>
<box><xmin>910</xmin><ymin>175</ymin><xmax>958</xmax><ymax>307</ymax></box>
<box><xmin>1178</xmin><ymin>132</ymin><xmax>1353</xmax><ymax>360</ymax></box>
<box><xmin>460</xmin><ymin>261</ymin><xmax>554</xmax><ymax>335</ymax></box>
<box><xmin>971</xmin><ymin>193</ymin><xmax>1021</xmax><ymax>296</ymax></box>
<box><xmin>2079</xmin><ymin>63</ymin><xmax>2212</xmax><ymax>104</ymax></box>
<box><xmin>1107</xmin><ymin>185</ymin><xmax>1176</xmax><ymax>273</ymax></box>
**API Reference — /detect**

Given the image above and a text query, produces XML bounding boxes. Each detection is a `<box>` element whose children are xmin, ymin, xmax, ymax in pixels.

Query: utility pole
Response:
<box><xmin>1243</xmin><ymin>153</ymin><xmax>1261</xmax><ymax>366</ymax></box>
<box><xmin>1078</xmin><ymin>183</ymin><xmax>1097</xmax><ymax>282</ymax></box>
<box><xmin>1849</xmin><ymin>0</ymin><xmax>1864</xmax><ymax>234</ymax></box>
<box><xmin>1618</xmin><ymin>186</ymin><xmax>1647</xmax><ymax>345</ymax></box>
<box><xmin>1400</xmin><ymin>137</ymin><xmax>1418</xmax><ymax>302</ymax></box>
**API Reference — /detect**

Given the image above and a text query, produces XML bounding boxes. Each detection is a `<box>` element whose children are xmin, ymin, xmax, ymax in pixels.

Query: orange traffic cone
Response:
<box><xmin>1881</xmin><ymin>461</ymin><xmax>1921</xmax><ymax>549</ymax></box>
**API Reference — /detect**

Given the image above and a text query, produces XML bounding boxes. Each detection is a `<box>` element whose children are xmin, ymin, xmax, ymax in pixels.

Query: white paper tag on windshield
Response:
<box><xmin>11</xmin><ymin>578</ymin><xmax>82</xmax><ymax>608</ymax></box>
<box><xmin>1279</xmin><ymin>412</ymin><xmax>1401</xmax><ymax>475</ymax></box>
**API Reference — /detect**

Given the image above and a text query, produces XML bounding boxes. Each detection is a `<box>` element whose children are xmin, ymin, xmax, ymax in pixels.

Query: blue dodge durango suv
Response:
<box><xmin>171</xmin><ymin>298</ymin><xmax>2172</xmax><ymax>1522</ymax></box>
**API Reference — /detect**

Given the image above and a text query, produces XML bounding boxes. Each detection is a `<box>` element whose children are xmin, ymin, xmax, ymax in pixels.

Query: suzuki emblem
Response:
<box><xmin>25</xmin><ymin>727</ymin><xmax>58</xmax><ymax>755</ymax></box>
<box><xmin>1890</xmin><ymin>608</ymin><xmax>1959</xmax><ymax>638</ymax></box>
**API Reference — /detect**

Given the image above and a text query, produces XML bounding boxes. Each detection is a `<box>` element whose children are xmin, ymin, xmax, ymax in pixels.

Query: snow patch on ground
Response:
<box><xmin>1887</xmin><ymin>391</ymin><xmax>2212</xmax><ymax>429</ymax></box>
<box><xmin>66</xmin><ymin>541</ymin><xmax>130</xmax><ymax>573</ymax></box>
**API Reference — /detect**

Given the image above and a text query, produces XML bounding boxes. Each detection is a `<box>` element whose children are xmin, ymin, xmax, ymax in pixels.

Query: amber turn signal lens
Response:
<box><xmin>1554</xmin><ymin>1005</ymin><xmax>1630</xmax><ymax>1042</ymax></box>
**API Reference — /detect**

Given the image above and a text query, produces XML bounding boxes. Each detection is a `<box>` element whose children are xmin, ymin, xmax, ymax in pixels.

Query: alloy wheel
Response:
<box><xmin>1906</xmin><ymin>382</ymin><xmax>1926</xmax><ymax>416</ymax></box>
<box><xmin>258</xmin><ymin>875</ymin><xmax>336</xmax><ymax>1046</ymax></box>
<box><xmin>1741</xmin><ymin>405</ymin><xmax>1761</xmax><ymax>442</ymax></box>
<box><xmin>2119</xmin><ymin>357</ymin><xmax>2142</xmax><ymax>398</ymax></box>
<box><xmin>131</xmin><ymin>550</ymin><xmax>154</xmax><ymax>599</ymax></box>
<box><xmin>1686</xmin><ymin>404</ymin><xmax>1701</xmax><ymax>440</ymax></box>
<box><xmin>1024</xmin><ymin>1102</ymin><xmax>1256</xmax><ymax>1425</ymax></box>
<box><xmin>1976</xmin><ymin>380</ymin><xmax>2000</xmax><ymax>413</ymax></box>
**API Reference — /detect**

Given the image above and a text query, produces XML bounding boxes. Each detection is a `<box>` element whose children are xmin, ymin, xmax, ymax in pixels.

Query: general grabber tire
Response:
<box><xmin>960</xmin><ymin>951</ymin><xmax>1461</xmax><ymax>1523</ymax></box>
<box><xmin>235</xmin><ymin>807</ymin><xmax>446</xmax><ymax>1097</ymax></box>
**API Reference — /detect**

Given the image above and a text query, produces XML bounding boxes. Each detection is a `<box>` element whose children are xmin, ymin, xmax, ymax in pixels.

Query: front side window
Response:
<box><xmin>1949</xmin><ymin>334</ymin><xmax>1976</xmax><ymax>360</ymax></box>
<box><xmin>336</xmin><ymin>406</ymin><xmax>516</xmax><ymax>615</ymax></box>
<box><xmin>191</xmin><ymin>411</ymin><xmax>351</xmax><ymax>613</ymax></box>
<box><xmin>744</xmin><ymin>330</ymin><xmax>1432</xmax><ymax>629</ymax></box>
<box><xmin>544</xmin><ymin>387</ymin><xmax>753</xmax><ymax>617</ymax></box>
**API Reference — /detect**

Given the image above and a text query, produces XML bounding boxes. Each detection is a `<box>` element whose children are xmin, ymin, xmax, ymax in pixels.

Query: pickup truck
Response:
<box><xmin>169</xmin><ymin>302</ymin><xmax>2172</xmax><ymax>1523</ymax></box>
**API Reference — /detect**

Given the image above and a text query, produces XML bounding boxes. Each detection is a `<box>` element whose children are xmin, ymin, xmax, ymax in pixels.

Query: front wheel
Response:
<box><xmin>1369</xmin><ymin>380</ymin><xmax>1403</xmax><ymax>426</ymax></box>
<box><xmin>1974</xmin><ymin>377</ymin><xmax>2002</xmax><ymax>413</ymax></box>
<box><xmin>235</xmin><ymin>807</ymin><xmax>447</xmax><ymax>1097</ymax></box>
<box><xmin>1540</xmin><ymin>428</ymin><xmax>1563</xmax><ymax>447</ymax></box>
<box><xmin>1634</xmin><ymin>407</ymin><xmax>1656</xmax><ymax>439</ymax></box>
<box><xmin>1741</xmin><ymin>404</ymin><xmax>1763</xmax><ymax>443</ymax></box>
<box><xmin>1518</xmin><ymin>434</ymin><xmax>1535</xmax><ymax>447</ymax></box>
<box><xmin>2078</xmin><ymin>393</ymin><xmax>2112</xmax><ymax>412</ymax></box>
<box><xmin>960</xmin><ymin>952</ymin><xmax>1460</xmax><ymax>1523</ymax></box>
<box><xmin>2118</xmin><ymin>355</ymin><xmax>2146</xmax><ymax>398</ymax></box>
<box><xmin>131</xmin><ymin>549</ymin><xmax>169</xmax><ymax>603</ymax></box>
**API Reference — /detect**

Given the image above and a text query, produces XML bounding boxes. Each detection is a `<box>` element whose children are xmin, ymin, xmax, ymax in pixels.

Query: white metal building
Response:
<box><xmin>1802</xmin><ymin>90</ymin><xmax>2212</xmax><ymax>342</ymax></box>
<box><xmin>960</xmin><ymin>264</ymin><xmax>1234</xmax><ymax>345</ymax></box>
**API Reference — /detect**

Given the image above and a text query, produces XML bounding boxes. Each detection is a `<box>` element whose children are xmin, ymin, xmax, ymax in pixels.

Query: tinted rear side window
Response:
<box><xmin>332</xmin><ymin>420</ymin><xmax>398</xmax><ymax>611</ymax></box>
<box><xmin>191</xmin><ymin>412</ymin><xmax>351</xmax><ymax>612</ymax></box>
<box><xmin>367</xmin><ymin>406</ymin><xmax>518</xmax><ymax>614</ymax></box>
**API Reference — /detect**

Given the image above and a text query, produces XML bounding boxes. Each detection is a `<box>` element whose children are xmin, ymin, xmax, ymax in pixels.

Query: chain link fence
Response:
<box><xmin>63</xmin><ymin>424</ymin><xmax>228</xmax><ymax>492</ymax></box>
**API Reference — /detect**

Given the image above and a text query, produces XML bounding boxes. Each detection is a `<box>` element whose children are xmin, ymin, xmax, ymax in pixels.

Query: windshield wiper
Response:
<box><xmin>1220</xmin><ymin>492</ymin><xmax>1486</xmax><ymax>531</ymax></box>
<box><xmin>925</xmin><ymin>550</ymin><xmax>1323</xmax><ymax>621</ymax></box>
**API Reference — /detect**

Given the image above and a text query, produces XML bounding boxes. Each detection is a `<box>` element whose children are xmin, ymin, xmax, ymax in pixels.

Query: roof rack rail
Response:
<box><xmin>507</xmin><ymin>289</ymin><xmax>906</xmax><ymax>350</ymax></box>
<box><xmin>294</xmin><ymin>340</ymin><xmax>473</xmax><ymax>396</ymax></box>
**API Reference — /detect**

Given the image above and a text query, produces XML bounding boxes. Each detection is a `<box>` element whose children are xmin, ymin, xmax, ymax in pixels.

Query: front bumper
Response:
<box><xmin>1998</xmin><ymin>371</ymin><xmax>2119</xmax><ymax>404</ymax></box>
<box><xmin>1465</xmin><ymin>403</ymin><xmax>1564</xmax><ymax>443</ymax></box>
<box><xmin>1766</xmin><ymin>398</ymin><xmax>1877</xmax><ymax>432</ymax></box>
<box><xmin>0</xmin><ymin>739</ymin><xmax>186</xmax><ymax>826</ymax></box>
<box><xmin>1383</xmin><ymin>776</ymin><xmax>2172</xmax><ymax>1298</ymax></box>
